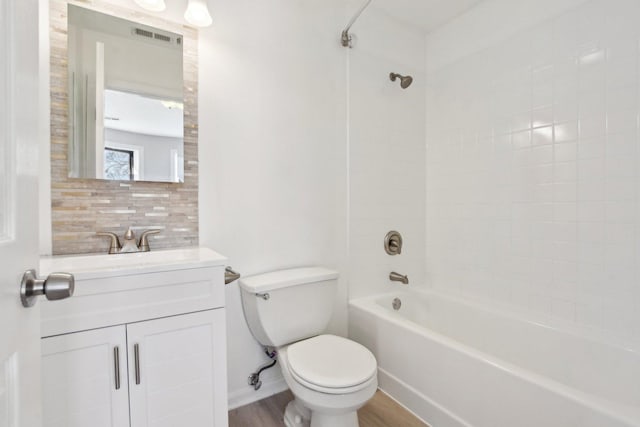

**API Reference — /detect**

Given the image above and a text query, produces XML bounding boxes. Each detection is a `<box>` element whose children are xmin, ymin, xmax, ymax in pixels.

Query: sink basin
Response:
<box><xmin>40</xmin><ymin>247</ymin><xmax>227</xmax><ymax>280</ymax></box>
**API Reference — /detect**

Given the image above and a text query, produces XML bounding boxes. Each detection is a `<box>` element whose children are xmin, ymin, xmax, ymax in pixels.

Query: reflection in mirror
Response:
<box><xmin>67</xmin><ymin>4</ymin><xmax>184</xmax><ymax>183</ymax></box>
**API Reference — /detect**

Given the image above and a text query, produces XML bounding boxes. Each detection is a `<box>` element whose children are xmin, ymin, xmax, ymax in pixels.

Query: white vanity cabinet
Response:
<box><xmin>127</xmin><ymin>310</ymin><xmax>226</xmax><ymax>427</ymax></box>
<box><xmin>39</xmin><ymin>248</ymin><xmax>229</xmax><ymax>427</ymax></box>
<box><xmin>42</xmin><ymin>326</ymin><xmax>129</xmax><ymax>427</ymax></box>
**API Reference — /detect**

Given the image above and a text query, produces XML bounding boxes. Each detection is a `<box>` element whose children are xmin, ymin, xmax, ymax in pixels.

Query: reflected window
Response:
<box><xmin>104</xmin><ymin>148</ymin><xmax>134</xmax><ymax>180</ymax></box>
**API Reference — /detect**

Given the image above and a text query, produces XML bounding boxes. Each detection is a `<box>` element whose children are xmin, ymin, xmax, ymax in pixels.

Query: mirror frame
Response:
<box><xmin>49</xmin><ymin>0</ymin><xmax>200</xmax><ymax>255</ymax></box>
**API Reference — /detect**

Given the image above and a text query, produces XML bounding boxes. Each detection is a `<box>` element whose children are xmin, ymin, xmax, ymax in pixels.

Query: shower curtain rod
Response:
<box><xmin>341</xmin><ymin>0</ymin><xmax>372</xmax><ymax>48</ymax></box>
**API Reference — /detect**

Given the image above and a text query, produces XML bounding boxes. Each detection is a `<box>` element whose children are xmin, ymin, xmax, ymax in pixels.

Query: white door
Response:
<box><xmin>127</xmin><ymin>310</ymin><xmax>228</xmax><ymax>427</ymax></box>
<box><xmin>0</xmin><ymin>0</ymin><xmax>44</xmax><ymax>426</ymax></box>
<box><xmin>41</xmin><ymin>326</ymin><xmax>130</xmax><ymax>427</ymax></box>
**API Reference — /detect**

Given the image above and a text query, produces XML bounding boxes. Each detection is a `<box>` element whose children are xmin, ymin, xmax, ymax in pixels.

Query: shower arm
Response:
<box><xmin>341</xmin><ymin>0</ymin><xmax>372</xmax><ymax>48</ymax></box>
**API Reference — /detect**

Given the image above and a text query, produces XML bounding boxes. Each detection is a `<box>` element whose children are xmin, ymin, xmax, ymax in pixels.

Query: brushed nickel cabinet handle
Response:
<box><xmin>134</xmin><ymin>343</ymin><xmax>141</xmax><ymax>385</ymax></box>
<box><xmin>114</xmin><ymin>346</ymin><xmax>121</xmax><ymax>390</ymax></box>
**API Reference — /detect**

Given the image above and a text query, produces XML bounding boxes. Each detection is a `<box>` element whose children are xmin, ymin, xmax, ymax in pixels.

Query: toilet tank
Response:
<box><xmin>239</xmin><ymin>267</ymin><xmax>339</xmax><ymax>347</ymax></box>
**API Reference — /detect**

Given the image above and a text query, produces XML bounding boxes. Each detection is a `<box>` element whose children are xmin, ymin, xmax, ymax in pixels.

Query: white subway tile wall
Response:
<box><xmin>426</xmin><ymin>0</ymin><xmax>640</xmax><ymax>343</ymax></box>
<box><xmin>348</xmin><ymin>7</ymin><xmax>427</xmax><ymax>299</ymax></box>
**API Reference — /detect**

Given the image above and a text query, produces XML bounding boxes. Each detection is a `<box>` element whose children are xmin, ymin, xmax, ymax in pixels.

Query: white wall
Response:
<box><xmin>425</xmin><ymin>0</ymin><xmax>589</xmax><ymax>73</ymax></box>
<box><xmin>198</xmin><ymin>0</ymin><xmax>348</xmax><ymax>409</ymax></box>
<box><xmin>199</xmin><ymin>0</ymin><xmax>428</xmax><ymax>407</ymax></box>
<box><xmin>347</xmin><ymin>2</ymin><xmax>426</xmax><ymax>299</ymax></box>
<box><xmin>426</xmin><ymin>0</ymin><xmax>640</xmax><ymax>344</ymax></box>
<box><xmin>198</xmin><ymin>0</ymin><xmax>427</xmax><ymax>408</ymax></box>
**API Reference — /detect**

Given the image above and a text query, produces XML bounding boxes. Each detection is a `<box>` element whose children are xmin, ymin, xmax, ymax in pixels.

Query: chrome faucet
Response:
<box><xmin>389</xmin><ymin>271</ymin><xmax>409</xmax><ymax>285</ymax></box>
<box><xmin>97</xmin><ymin>227</ymin><xmax>160</xmax><ymax>254</ymax></box>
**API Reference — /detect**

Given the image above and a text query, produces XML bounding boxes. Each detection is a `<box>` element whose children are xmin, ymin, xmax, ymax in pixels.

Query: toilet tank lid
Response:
<box><xmin>239</xmin><ymin>267</ymin><xmax>339</xmax><ymax>293</ymax></box>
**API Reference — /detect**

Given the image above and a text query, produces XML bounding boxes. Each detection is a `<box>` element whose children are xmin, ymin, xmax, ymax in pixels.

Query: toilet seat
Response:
<box><xmin>285</xmin><ymin>334</ymin><xmax>377</xmax><ymax>395</ymax></box>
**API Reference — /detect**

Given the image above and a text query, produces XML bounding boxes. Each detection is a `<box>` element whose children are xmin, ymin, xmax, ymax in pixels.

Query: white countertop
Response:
<box><xmin>40</xmin><ymin>247</ymin><xmax>228</xmax><ymax>280</ymax></box>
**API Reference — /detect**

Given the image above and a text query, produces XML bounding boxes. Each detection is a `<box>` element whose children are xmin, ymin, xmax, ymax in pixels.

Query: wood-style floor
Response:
<box><xmin>228</xmin><ymin>389</ymin><xmax>429</xmax><ymax>427</ymax></box>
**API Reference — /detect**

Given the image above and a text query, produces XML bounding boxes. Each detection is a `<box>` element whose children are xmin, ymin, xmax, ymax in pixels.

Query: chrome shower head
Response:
<box><xmin>390</xmin><ymin>72</ymin><xmax>413</xmax><ymax>89</ymax></box>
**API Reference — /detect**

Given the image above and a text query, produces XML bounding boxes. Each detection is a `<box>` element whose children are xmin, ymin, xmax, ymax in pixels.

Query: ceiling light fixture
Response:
<box><xmin>184</xmin><ymin>0</ymin><xmax>213</xmax><ymax>27</ymax></box>
<box><xmin>133</xmin><ymin>0</ymin><xmax>166</xmax><ymax>12</ymax></box>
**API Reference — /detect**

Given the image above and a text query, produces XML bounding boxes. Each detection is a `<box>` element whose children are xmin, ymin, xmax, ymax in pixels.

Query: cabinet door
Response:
<box><xmin>41</xmin><ymin>326</ymin><xmax>130</xmax><ymax>427</ymax></box>
<box><xmin>127</xmin><ymin>310</ymin><xmax>227</xmax><ymax>427</ymax></box>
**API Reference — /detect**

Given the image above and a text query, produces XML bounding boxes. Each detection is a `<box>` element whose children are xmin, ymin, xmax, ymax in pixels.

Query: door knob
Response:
<box><xmin>20</xmin><ymin>269</ymin><xmax>75</xmax><ymax>308</ymax></box>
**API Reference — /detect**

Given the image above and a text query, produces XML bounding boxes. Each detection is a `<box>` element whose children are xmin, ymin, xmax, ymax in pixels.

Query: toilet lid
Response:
<box><xmin>286</xmin><ymin>335</ymin><xmax>377</xmax><ymax>390</ymax></box>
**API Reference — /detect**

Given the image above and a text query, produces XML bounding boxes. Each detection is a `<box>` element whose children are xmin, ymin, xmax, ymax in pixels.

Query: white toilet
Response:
<box><xmin>239</xmin><ymin>267</ymin><xmax>378</xmax><ymax>427</ymax></box>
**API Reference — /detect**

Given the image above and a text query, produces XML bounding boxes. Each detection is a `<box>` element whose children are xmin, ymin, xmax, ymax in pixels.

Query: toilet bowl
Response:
<box><xmin>239</xmin><ymin>267</ymin><xmax>378</xmax><ymax>427</ymax></box>
<box><xmin>279</xmin><ymin>334</ymin><xmax>378</xmax><ymax>427</ymax></box>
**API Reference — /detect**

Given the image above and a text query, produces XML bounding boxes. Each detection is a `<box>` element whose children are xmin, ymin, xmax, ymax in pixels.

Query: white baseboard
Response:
<box><xmin>228</xmin><ymin>377</ymin><xmax>289</xmax><ymax>410</ymax></box>
<box><xmin>377</xmin><ymin>368</ymin><xmax>473</xmax><ymax>427</ymax></box>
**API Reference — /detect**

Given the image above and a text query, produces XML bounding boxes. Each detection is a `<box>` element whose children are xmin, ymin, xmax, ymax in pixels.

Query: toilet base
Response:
<box><xmin>283</xmin><ymin>398</ymin><xmax>360</xmax><ymax>427</ymax></box>
<box><xmin>284</xmin><ymin>399</ymin><xmax>311</xmax><ymax>427</ymax></box>
<box><xmin>310</xmin><ymin>411</ymin><xmax>359</xmax><ymax>427</ymax></box>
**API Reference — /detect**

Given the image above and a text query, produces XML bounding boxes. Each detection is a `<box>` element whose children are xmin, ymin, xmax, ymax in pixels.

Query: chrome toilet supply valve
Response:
<box><xmin>248</xmin><ymin>348</ymin><xmax>278</xmax><ymax>391</ymax></box>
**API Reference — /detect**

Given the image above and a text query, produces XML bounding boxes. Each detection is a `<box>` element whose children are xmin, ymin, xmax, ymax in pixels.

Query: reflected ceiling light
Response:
<box><xmin>184</xmin><ymin>0</ymin><xmax>213</xmax><ymax>27</ymax></box>
<box><xmin>160</xmin><ymin>100</ymin><xmax>184</xmax><ymax>110</ymax></box>
<box><xmin>133</xmin><ymin>0</ymin><xmax>166</xmax><ymax>12</ymax></box>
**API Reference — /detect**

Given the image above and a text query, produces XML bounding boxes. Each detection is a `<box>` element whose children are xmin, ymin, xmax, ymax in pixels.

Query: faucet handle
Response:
<box><xmin>123</xmin><ymin>227</ymin><xmax>135</xmax><ymax>241</ymax></box>
<box><xmin>384</xmin><ymin>231</ymin><xmax>403</xmax><ymax>255</ymax></box>
<box><xmin>96</xmin><ymin>232</ymin><xmax>122</xmax><ymax>254</ymax></box>
<box><xmin>138</xmin><ymin>229</ymin><xmax>160</xmax><ymax>252</ymax></box>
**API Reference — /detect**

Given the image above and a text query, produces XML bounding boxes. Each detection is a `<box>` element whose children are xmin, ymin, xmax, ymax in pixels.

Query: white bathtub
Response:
<box><xmin>349</xmin><ymin>289</ymin><xmax>640</xmax><ymax>427</ymax></box>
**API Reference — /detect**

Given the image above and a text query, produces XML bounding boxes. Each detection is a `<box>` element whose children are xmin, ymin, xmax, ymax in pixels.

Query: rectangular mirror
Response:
<box><xmin>67</xmin><ymin>4</ymin><xmax>184</xmax><ymax>183</ymax></box>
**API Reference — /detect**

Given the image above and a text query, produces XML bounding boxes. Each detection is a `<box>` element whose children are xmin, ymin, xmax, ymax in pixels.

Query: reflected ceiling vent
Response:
<box><xmin>132</xmin><ymin>27</ymin><xmax>180</xmax><ymax>46</ymax></box>
<box><xmin>134</xmin><ymin>28</ymin><xmax>153</xmax><ymax>38</ymax></box>
<box><xmin>154</xmin><ymin>33</ymin><xmax>171</xmax><ymax>43</ymax></box>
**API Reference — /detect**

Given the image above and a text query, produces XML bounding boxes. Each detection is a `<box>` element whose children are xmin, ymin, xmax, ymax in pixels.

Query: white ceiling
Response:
<box><xmin>104</xmin><ymin>89</ymin><xmax>183</xmax><ymax>138</ymax></box>
<box><xmin>371</xmin><ymin>0</ymin><xmax>483</xmax><ymax>33</ymax></box>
